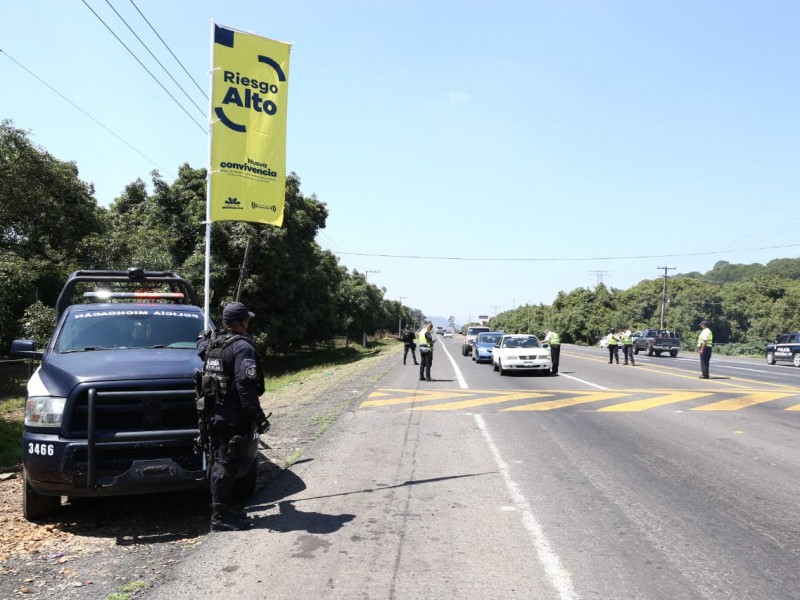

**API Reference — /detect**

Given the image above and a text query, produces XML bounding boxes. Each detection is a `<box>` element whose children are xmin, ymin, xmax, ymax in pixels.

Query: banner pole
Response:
<box><xmin>203</xmin><ymin>18</ymin><xmax>215</xmax><ymax>330</ymax></box>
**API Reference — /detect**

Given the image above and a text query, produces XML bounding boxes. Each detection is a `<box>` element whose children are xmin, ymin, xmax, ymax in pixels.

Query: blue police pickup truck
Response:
<box><xmin>765</xmin><ymin>332</ymin><xmax>800</xmax><ymax>368</ymax></box>
<box><xmin>11</xmin><ymin>268</ymin><xmax>256</xmax><ymax>520</ymax></box>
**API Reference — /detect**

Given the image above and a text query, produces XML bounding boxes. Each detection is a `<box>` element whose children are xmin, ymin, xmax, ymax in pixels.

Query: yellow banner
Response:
<box><xmin>210</xmin><ymin>24</ymin><xmax>291</xmax><ymax>226</ymax></box>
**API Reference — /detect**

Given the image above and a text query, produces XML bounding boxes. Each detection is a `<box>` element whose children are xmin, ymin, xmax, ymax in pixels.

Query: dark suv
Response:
<box><xmin>11</xmin><ymin>268</ymin><xmax>257</xmax><ymax>520</ymax></box>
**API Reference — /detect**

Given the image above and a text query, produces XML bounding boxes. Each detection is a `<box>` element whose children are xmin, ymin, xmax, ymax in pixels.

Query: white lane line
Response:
<box><xmin>559</xmin><ymin>373</ymin><xmax>608</xmax><ymax>390</ymax></box>
<box><xmin>438</xmin><ymin>339</ymin><xmax>469</xmax><ymax>389</ymax></box>
<box><xmin>475</xmin><ymin>414</ymin><xmax>579</xmax><ymax>600</ymax></box>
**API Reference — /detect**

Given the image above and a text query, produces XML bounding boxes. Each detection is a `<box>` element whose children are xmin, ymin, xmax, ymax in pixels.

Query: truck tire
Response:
<box><xmin>794</xmin><ymin>353</ymin><xmax>800</xmax><ymax>368</ymax></box>
<box><xmin>23</xmin><ymin>469</ymin><xmax>61</xmax><ymax>521</ymax></box>
<box><xmin>766</xmin><ymin>351</ymin><xmax>776</xmax><ymax>365</ymax></box>
<box><xmin>647</xmin><ymin>345</ymin><xmax>654</xmax><ymax>357</ymax></box>
<box><xmin>655</xmin><ymin>351</ymin><xmax>662</xmax><ymax>356</ymax></box>
<box><xmin>633</xmin><ymin>346</ymin><xmax>640</xmax><ymax>355</ymax></box>
<box><xmin>462</xmin><ymin>345</ymin><xmax>468</xmax><ymax>356</ymax></box>
<box><xmin>669</xmin><ymin>350</ymin><xmax>678</xmax><ymax>357</ymax></box>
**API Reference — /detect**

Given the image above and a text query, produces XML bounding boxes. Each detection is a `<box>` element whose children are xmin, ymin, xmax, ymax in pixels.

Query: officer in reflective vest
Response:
<box><xmin>622</xmin><ymin>328</ymin><xmax>635</xmax><ymax>366</ymax></box>
<box><xmin>607</xmin><ymin>329</ymin><xmax>620</xmax><ymax>364</ymax></box>
<box><xmin>543</xmin><ymin>329</ymin><xmax>561</xmax><ymax>375</ymax></box>
<box><xmin>697</xmin><ymin>320</ymin><xmax>713</xmax><ymax>379</ymax></box>
<box><xmin>418</xmin><ymin>322</ymin><xmax>435</xmax><ymax>381</ymax></box>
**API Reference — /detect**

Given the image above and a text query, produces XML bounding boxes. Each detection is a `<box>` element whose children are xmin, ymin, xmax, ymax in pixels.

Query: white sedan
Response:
<box><xmin>492</xmin><ymin>334</ymin><xmax>552</xmax><ymax>375</ymax></box>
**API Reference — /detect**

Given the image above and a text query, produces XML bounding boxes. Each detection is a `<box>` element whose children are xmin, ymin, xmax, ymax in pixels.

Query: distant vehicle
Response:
<box><xmin>598</xmin><ymin>335</ymin><xmax>610</xmax><ymax>349</ymax></box>
<box><xmin>436</xmin><ymin>326</ymin><xmax>445</xmax><ymax>335</ymax></box>
<box><xmin>765</xmin><ymin>332</ymin><xmax>800</xmax><ymax>367</ymax></box>
<box><xmin>462</xmin><ymin>326</ymin><xmax>491</xmax><ymax>356</ymax></box>
<box><xmin>443</xmin><ymin>329</ymin><xmax>453</xmax><ymax>338</ymax></box>
<box><xmin>632</xmin><ymin>329</ymin><xmax>681</xmax><ymax>357</ymax></box>
<box><xmin>472</xmin><ymin>331</ymin><xmax>504</xmax><ymax>363</ymax></box>
<box><xmin>492</xmin><ymin>334</ymin><xmax>552</xmax><ymax>375</ymax></box>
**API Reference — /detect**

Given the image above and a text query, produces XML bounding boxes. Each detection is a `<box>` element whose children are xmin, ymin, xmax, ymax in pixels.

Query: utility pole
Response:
<box><xmin>365</xmin><ymin>269</ymin><xmax>380</xmax><ymax>281</ymax></box>
<box><xmin>657</xmin><ymin>266</ymin><xmax>676</xmax><ymax>329</ymax></box>
<box><xmin>398</xmin><ymin>296</ymin><xmax>407</xmax><ymax>336</ymax></box>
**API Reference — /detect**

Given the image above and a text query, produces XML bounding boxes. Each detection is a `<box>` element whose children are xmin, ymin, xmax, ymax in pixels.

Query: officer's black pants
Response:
<box><xmin>403</xmin><ymin>343</ymin><xmax>418</xmax><ymax>364</ymax></box>
<box><xmin>700</xmin><ymin>347</ymin><xmax>712</xmax><ymax>378</ymax></box>
<box><xmin>209</xmin><ymin>423</ymin><xmax>245</xmax><ymax>505</ymax></box>
<box><xmin>608</xmin><ymin>345</ymin><xmax>619</xmax><ymax>363</ymax></box>
<box><xmin>419</xmin><ymin>350</ymin><xmax>433</xmax><ymax>380</ymax></box>
<box><xmin>550</xmin><ymin>344</ymin><xmax>561</xmax><ymax>374</ymax></box>
<box><xmin>622</xmin><ymin>345</ymin><xmax>635</xmax><ymax>365</ymax></box>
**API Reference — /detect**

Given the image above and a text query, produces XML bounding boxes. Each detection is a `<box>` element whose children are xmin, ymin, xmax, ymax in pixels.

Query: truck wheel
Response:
<box><xmin>633</xmin><ymin>347</ymin><xmax>640</xmax><ymax>355</ymax></box>
<box><xmin>766</xmin><ymin>351</ymin><xmax>776</xmax><ymax>365</ymax></box>
<box><xmin>232</xmin><ymin>461</ymin><xmax>257</xmax><ymax>501</ymax></box>
<box><xmin>655</xmin><ymin>351</ymin><xmax>662</xmax><ymax>356</ymax></box>
<box><xmin>794</xmin><ymin>353</ymin><xmax>800</xmax><ymax>368</ymax></box>
<box><xmin>462</xmin><ymin>346</ymin><xmax>468</xmax><ymax>356</ymax></box>
<box><xmin>23</xmin><ymin>469</ymin><xmax>61</xmax><ymax>521</ymax></box>
<box><xmin>647</xmin><ymin>345</ymin><xmax>654</xmax><ymax>357</ymax></box>
<box><xmin>669</xmin><ymin>350</ymin><xmax>678</xmax><ymax>357</ymax></box>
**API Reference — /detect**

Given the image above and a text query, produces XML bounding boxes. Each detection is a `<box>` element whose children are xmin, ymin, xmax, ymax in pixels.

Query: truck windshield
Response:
<box><xmin>56</xmin><ymin>309</ymin><xmax>204</xmax><ymax>352</ymax></box>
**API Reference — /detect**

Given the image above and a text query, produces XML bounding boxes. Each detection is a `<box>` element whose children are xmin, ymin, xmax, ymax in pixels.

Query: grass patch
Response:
<box><xmin>0</xmin><ymin>391</ymin><xmax>25</xmax><ymax>470</ymax></box>
<box><xmin>265</xmin><ymin>340</ymin><xmax>395</xmax><ymax>392</ymax></box>
<box><xmin>107</xmin><ymin>580</ymin><xmax>147</xmax><ymax>599</ymax></box>
<box><xmin>265</xmin><ymin>340</ymin><xmax>390</xmax><ymax>378</ymax></box>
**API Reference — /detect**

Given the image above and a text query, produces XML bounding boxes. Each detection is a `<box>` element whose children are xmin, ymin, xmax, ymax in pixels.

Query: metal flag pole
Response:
<box><xmin>203</xmin><ymin>18</ymin><xmax>216</xmax><ymax>330</ymax></box>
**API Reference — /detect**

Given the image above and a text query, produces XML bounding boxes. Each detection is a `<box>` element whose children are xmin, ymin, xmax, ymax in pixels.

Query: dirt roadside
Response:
<box><xmin>0</xmin><ymin>343</ymin><xmax>402</xmax><ymax>600</ymax></box>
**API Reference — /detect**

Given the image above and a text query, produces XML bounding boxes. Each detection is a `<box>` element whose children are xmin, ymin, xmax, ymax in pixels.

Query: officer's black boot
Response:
<box><xmin>210</xmin><ymin>503</ymin><xmax>252</xmax><ymax>532</ymax></box>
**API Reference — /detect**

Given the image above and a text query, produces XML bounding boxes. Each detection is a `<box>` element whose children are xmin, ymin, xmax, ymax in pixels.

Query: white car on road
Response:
<box><xmin>492</xmin><ymin>334</ymin><xmax>552</xmax><ymax>375</ymax></box>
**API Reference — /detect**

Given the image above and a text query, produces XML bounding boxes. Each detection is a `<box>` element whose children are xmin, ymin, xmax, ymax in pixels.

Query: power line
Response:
<box><xmin>102</xmin><ymin>0</ymin><xmax>205</xmax><ymax>116</ymax></box>
<box><xmin>334</xmin><ymin>242</ymin><xmax>800</xmax><ymax>263</ymax></box>
<box><xmin>0</xmin><ymin>48</ymin><xmax>174</xmax><ymax>177</ymax></box>
<box><xmin>80</xmin><ymin>0</ymin><xmax>206</xmax><ymax>134</ymax></box>
<box><xmin>127</xmin><ymin>0</ymin><xmax>208</xmax><ymax>100</ymax></box>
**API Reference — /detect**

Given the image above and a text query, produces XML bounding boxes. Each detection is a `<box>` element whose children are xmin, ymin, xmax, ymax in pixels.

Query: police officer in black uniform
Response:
<box><xmin>197</xmin><ymin>302</ymin><xmax>270</xmax><ymax>532</ymax></box>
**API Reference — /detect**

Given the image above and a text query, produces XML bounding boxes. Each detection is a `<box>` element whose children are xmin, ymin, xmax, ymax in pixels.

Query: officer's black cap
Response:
<box><xmin>223</xmin><ymin>302</ymin><xmax>255</xmax><ymax>323</ymax></box>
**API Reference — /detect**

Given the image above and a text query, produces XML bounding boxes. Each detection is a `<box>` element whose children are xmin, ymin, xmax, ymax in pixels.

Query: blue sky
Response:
<box><xmin>3</xmin><ymin>1</ymin><xmax>799</xmax><ymax>325</ymax></box>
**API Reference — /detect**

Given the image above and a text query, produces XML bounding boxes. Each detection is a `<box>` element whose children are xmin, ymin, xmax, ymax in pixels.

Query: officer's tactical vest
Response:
<box><xmin>202</xmin><ymin>330</ymin><xmax>264</xmax><ymax>404</ymax></box>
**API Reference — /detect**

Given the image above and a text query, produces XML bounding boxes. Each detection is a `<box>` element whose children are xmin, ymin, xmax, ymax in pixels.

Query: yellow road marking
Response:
<box><xmin>504</xmin><ymin>391</ymin><xmax>634</xmax><ymax>411</ymax></box>
<box><xmin>692</xmin><ymin>392</ymin><xmax>798</xmax><ymax>411</ymax></box>
<box><xmin>360</xmin><ymin>389</ymin><xmax>472</xmax><ymax>408</ymax></box>
<box><xmin>412</xmin><ymin>391</ymin><xmax>550</xmax><ymax>411</ymax></box>
<box><xmin>598</xmin><ymin>391</ymin><xmax>714</xmax><ymax>412</ymax></box>
<box><xmin>564</xmin><ymin>350</ymin><xmax>797</xmax><ymax>391</ymax></box>
<box><xmin>360</xmin><ymin>388</ymin><xmax>800</xmax><ymax>411</ymax></box>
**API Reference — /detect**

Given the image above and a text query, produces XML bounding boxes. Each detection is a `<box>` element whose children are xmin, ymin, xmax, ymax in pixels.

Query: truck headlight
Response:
<box><xmin>25</xmin><ymin>396</ymin><xmax>67</xmax><ymax>427</ymax></box>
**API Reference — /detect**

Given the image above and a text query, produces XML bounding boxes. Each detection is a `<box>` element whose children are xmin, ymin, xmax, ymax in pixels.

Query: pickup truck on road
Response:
<box><xmin>632</xmin><ymin>329</ymin><xmax>681</xmax><ymax>357</ymax></box>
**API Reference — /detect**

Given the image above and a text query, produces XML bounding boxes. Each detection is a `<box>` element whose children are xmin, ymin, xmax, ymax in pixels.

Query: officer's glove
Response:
<box><xmin>256</xmin><ymin>413</ymin><xmax>271</xmax><ymax>434</ymax></box>
<box><xmin>197</xmin><ymin>329</ymin><xmax>212</xmax><ymax>341</ymax></box>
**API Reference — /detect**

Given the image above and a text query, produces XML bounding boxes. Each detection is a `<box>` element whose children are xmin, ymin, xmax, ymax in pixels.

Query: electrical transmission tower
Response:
<box><xmin>588</xmin><ymin>270</ymin><xmax>610</xmax><ymax>286</ymax></box>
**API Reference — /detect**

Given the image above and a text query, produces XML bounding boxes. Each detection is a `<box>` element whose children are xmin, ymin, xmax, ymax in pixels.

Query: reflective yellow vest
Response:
<box><xmin>697</xmin><ymin>328</ymin><xmax>713</xmax><ymax>348</ymax></box>
<box><xmin>608</xmin><ymin>334</ymin><xmax>618</xmax><ymax>346</ymax></box>
<box><xmin>548</xmin><ymin>332</ymin><xmax>560</xmax><ymax>345</ymax></box>
<box><xmin>418</xmin><ymin>328</ymin><xmax>431</xmax><ymax>352</ymax></box>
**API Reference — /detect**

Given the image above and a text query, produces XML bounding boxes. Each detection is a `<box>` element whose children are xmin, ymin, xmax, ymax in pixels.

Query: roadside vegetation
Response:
<box><xmin>483</xmin><ymin>267</ymin><xmax>800</xmax><ymax>354</ymax></box>
<box><xmin>0</xmin><ymin>339</ymin><xmax>395</xmax><ymax>471</ymax></box>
